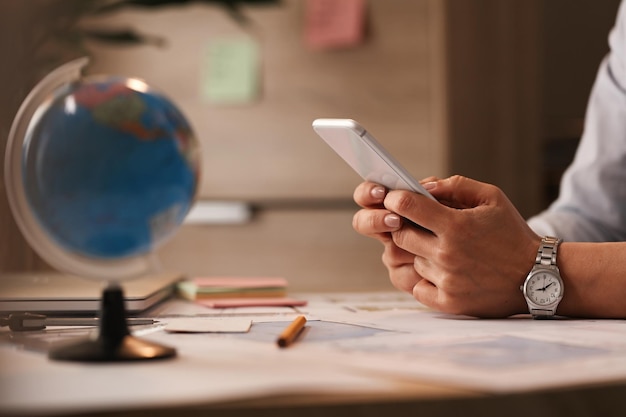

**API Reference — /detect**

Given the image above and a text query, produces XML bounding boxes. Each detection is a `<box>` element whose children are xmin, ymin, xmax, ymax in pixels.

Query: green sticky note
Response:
<box><xmin>202</xmin><ymin>38</ymin><xmax>260</xmax><ymax>104</ymax></box>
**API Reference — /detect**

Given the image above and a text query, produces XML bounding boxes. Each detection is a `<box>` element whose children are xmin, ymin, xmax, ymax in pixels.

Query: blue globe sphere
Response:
<box><xmin>5</xmin><ymin>59</ymin><xmax>200</xmax><ymax>281</ymax></box>
<box><xmin>19</xmin><ymin>76</ymin><xmax>200</xmax><ymax>260</ymax></box>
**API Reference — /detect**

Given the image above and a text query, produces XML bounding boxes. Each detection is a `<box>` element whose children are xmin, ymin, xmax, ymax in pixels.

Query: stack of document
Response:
<box><xmin>177</xmin><ymin>277</ymin><xmax>307</xmax><ymax>308</ymax></box>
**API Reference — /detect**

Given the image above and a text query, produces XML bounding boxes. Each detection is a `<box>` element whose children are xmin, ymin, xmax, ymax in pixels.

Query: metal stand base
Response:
<box><xmin>48</xmin><ymin>284</ymin><xmax>176</xmax><ymax>362</ymax></box>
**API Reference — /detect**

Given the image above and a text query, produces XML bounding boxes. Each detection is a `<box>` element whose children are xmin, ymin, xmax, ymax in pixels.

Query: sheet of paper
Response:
<box><xmin>202</xmin><ymin>37</ymin><xmax>259</xmax><ymax>104</ymax></box>
<box><xmin>289</xmin><ymin>292</ymin><xmax>626</xmax><ymax>392</ymax></box>
<box><xmin>304</xmin><ymin>0</ymin><xmax>367</xmax><ymax>50</ymax></box>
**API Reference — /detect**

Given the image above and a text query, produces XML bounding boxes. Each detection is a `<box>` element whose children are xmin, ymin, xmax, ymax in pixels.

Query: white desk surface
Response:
<box><xmin>3</xmin><ymin>291</ymin><xmax>626</xmax><ymax>417</ymax></box>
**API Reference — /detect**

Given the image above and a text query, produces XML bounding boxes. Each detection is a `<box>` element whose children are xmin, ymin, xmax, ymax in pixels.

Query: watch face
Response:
<box><xmin>526</xmin><ymin>270</ymin><xmax>563</xmax><ymax>306</ymax></box>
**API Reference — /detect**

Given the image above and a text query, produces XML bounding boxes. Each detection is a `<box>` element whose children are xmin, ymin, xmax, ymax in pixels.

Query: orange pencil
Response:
<box><xmin>276</xmin><ymin>315</ymin><xmax>307</xmax><ymax>348</ymax></box>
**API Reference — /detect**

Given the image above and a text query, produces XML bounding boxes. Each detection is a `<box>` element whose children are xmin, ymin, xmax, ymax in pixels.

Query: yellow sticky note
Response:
<box><xmin>202</xmin><ymin>38</ymin><xmax>260</xmax><ymax>104</ymax></box>
<box><xmin>304</xmin><ymin>0</ymin><xmax>367</xmax><ymax>50</ymax></box>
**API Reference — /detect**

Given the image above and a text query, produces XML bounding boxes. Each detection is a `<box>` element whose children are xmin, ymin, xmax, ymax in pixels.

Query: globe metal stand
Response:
<box><xmin>48</xmin><ymin>284</ymin><xmax>176</xmax><ymax>362</ymax></box>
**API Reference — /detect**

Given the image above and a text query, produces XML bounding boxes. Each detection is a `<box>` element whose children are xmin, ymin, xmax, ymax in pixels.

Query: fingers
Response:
<box><xmin>353</xmin><ymin>182</ymin><xmax>397</xmax><ymax>241</ymax></box>
<box><xmin>383</xmin><ymin>244</ymin><xmax>424</xmax><ymax>293</ymax></box>
<box><xmin>352</xmin><ymin>209</ymin><xmax>402</xmax><ymax>241</ymax></box>
<box><xmin>383</xmin><ymin>188</ymin><xmax>451</xmax><ymax>236</ymax></box>
<box><xmin>412</xmin><ymin>277</ymin><xmax>438</xmax><ymax>308</ymax></box>
<box><xmin>353</xmin><ymin>181</ymin><xmax>388</xmax><ymax>208</ymax></box>
<box><xmin>389</xmin><ymin>263</ymin><xmax>423</xmax><ymax>293</ymax></box>
<box><xmin>410</xmin><ymin>254</ymin><xmax>444</xmax><ymax>312</ymax></box>
<box><xmin>411</xmin><ymin>258</ymin><xmax>463</xmax><ymax>316</ymax></box>
<box><xmin>420</xmin><ymin>176</ymin><xmax>440</xmax><ymax>184</ymax></box>
<box><xmin>383</xmin><ymin>175</ymin><xmax>503</xmax><ymax>234</ymax></box>
<box><xmin>423</xmin><ymin>175</ymin><xmax>500</xmax><ymax>209</ymax></box>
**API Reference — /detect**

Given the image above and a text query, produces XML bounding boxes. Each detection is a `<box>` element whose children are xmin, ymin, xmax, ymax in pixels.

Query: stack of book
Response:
<box><xmin>177</xmin><ymin>277</ymin><xmax>307</xmax><ymax>308</ymax></box>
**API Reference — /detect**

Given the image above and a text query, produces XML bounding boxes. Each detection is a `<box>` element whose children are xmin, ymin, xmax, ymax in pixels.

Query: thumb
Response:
<box><xmin>425</xmin><ymin>175</ymin><xmax>496</xmax><ymax>209</ymax></box>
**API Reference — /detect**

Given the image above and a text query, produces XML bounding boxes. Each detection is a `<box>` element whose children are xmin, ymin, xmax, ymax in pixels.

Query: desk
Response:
<box><xmin>2</xmin><ymin>291</ymin><xmax>626</xmax><ymax>417</ymax></box>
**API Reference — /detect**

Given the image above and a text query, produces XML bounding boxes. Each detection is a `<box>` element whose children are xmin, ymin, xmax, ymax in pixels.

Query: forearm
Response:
<box><xmin>557</xmin><ymin>242</ymin><xmax>626</xmax><ymax>318</ymax></box>
<box><xmin>528</xmin><ymin>11</ymin><xmax>626</xmax><ymax>242</ymax></box>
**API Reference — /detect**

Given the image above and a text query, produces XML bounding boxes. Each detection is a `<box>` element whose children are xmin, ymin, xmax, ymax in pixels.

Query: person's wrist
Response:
<box><xmin>520</xmin><ymin>236</ymin><xmax>564</xmax><ymax>318</ymax></box>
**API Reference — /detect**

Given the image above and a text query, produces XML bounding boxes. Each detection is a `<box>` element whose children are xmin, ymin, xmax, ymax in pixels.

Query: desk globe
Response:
<box><xmin>4</xmin><ymin>58</ymin><xmax>200</xmax><ymax>361</ymax></box>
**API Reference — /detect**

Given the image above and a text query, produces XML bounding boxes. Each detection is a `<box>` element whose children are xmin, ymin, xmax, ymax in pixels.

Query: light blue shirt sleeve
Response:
<box><xmin>527</xmin><ymin>0</ymin><xmax>626</xmax><ymax>242</ymax></box>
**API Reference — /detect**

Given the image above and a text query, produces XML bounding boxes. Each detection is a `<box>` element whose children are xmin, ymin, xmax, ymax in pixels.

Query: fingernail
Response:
<box><xmin>384</xmin><ymin>213</ymin><xmax>402</xmax><ymax>228</ymax></box>
<box><xmin>423</xmin><ymin>181</ymin><xmax>437</xmax><ymax>190</ymax></box>
<box><xmin>371</xmin><ymin>185</ymin><xmax>386</xmax><ymax>200</ymax></box>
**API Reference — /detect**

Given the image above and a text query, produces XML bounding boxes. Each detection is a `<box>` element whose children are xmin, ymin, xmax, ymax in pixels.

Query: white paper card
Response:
<box><xmin>164</xmin><ymin>318</ymin><xmax>252</xmax><ymax>333</ymax></box>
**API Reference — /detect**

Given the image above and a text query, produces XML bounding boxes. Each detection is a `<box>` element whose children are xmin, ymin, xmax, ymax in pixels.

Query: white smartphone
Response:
<box><xmin>312</xmin><ymin>118</ymin><xmax>435</xmax><ymax>200</ymax></box>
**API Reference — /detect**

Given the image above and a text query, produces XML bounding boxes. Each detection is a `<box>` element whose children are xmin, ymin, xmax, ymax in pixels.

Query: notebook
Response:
<box><xmin>0</xmin><ymin>271</ymin><xmax>183</xmax><ymax>315</ymax></box>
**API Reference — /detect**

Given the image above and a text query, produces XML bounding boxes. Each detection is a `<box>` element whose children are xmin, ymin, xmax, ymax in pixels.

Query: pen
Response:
<box><xmin>276</xmin><ymin>315</ymin><xmax>307</xmax><ymax>348</ymax></box>
<box><xmin>0</xmin><ymin>312</ymin><xmax>157</xmax><ymax>332</ymax></box>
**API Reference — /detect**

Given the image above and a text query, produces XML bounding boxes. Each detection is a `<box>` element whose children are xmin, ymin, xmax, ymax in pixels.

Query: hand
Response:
<box><xmin>352</xmin><ymin>181</ymin><xmax>424</xmax><ymax>295</ymax></box>
<box><xmin>353</xmin><ymin>175</ymin><xmax>541</xmax><ymax>318</ymax></box>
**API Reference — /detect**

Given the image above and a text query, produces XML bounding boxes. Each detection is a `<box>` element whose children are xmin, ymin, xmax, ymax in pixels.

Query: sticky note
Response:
<box><xmin>202</xmin><ymin>37</ymin><xmax>260</xmax><ymax>104</ymax></box>
<box><xmin>192</xmin><ymin>277</ymin><xmax>288</xmax><ymax>288</ymax></box>
<box><xmin>197</xmin><ymin>297</ymin><xmax>308</xmax><ymax>309</ymax></box>
<box><xmin>164</xmin><ymin>318</ymin><xmax>252</xmax><ymax>333</ymax></box>
<box><xmin>304</xmin><ymin>0</ymin><xmax>367</xmax><ymax>50</ymax></box>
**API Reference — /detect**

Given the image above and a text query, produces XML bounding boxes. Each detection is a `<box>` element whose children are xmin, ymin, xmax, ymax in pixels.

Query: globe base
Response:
<box><xmin>48</xmin><ymin>283</ymin><xmax>175</xmax><ymax>362</ymax></box>
<box><xmin>48</xmin><ymin>334</ymin><xmax>176</xmax><ymax>362</ymax></box>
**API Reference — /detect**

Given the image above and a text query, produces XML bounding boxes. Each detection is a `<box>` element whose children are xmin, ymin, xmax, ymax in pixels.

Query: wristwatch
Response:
<box><xmin>521</xmin><ymin>236</ymin><xmax>564</xmax><ymax>319</ymax></box>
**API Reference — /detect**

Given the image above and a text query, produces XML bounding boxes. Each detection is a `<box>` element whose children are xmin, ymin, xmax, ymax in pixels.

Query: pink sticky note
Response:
<box><xmin>197</xmin><ymin>297</ymin><xmax>308</xmax><ymax>309</ymax></box>
<box><xmin>304</xmin><ymin>0</ymin><xmax>367</xmax><ymax>50</ymax></box>
<box><xmin>192</xmin><ymin>277</ymin><xmax>288</xmax><ymax>288</ymax></box>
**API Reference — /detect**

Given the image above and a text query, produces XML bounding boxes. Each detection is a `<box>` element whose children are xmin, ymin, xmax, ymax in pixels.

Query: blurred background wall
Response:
<box><xmin>0</xmin><ymin>0</ymin><xmax>84</xmax><ymax>273</ymax></box>
<box><xmin>0</xmin><ymin>0</ymin><xmax>621</xmax><ymax>291</ymax></box>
